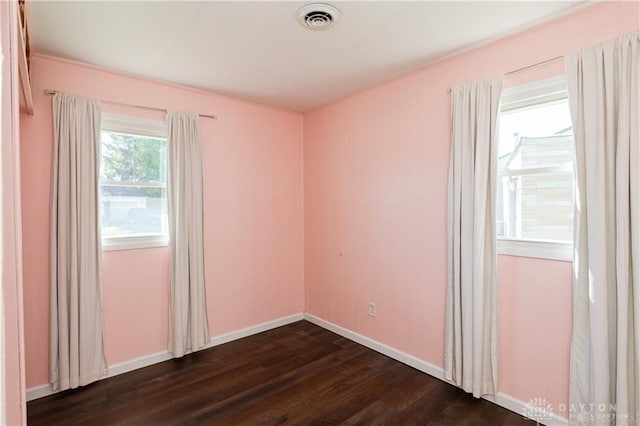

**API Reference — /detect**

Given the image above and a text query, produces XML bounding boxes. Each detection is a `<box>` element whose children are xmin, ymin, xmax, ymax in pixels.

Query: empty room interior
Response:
<box><xmin>1</xmin><ymin>0</ymin><xmax>639</xmax><ymax>424</ymax></box>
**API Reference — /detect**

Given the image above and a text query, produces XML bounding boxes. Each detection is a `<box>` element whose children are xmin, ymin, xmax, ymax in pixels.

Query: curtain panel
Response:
<box><xmin>566</xmin><ymin>31</ymin><xmax>639</xmax><ymax>425</ymax></box>
<box><xmin>445</xmin><ymin>76</ymin><xmax>503</xmax><ymax>398</ymax></box>
<box><xmin>167</xmin><ymin>111</ymin><xmax>210</xmax><ymax>357</ymax></box>
<box><xmin>50</xmin><ymin>92</ymin><xmax>107</xmax><ymax>391</ymax></box>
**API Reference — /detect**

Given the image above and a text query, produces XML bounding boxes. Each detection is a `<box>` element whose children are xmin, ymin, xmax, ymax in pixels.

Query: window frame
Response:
<box><xmin>100</xmin><ymin>113</ymin><xmax>169</xmax><ymax>251</ymax></box>
<box><xmin>496</xmin><ymin>75</ymin><xmax>574</xmax><ymax>262</ymax></box>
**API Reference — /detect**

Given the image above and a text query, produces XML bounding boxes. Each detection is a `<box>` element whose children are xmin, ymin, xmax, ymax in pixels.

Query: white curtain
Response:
<box><xmin>50</xmin><ymin>92</ymin><xmax>107</xmax><ymax>391</ymax></box>
<box><xmin>167</xmin><ymin>111</ymin><xmax>210</xmax><ymax>357</ymax></box>
<box><xmin>566</xmin><ymin>32</ymin><xmax>639</xmax><ymax>425</ymax></box>
<box><xmin>445</xmin><ymin>77</ymin><xmax>503</xmax><ymax>398</ymax></box>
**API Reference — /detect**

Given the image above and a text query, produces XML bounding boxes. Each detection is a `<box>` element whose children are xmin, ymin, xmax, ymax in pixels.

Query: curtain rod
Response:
<box><xmin>447</xmin><ymin>55</ymin><xmax>564</xmax><ymax>93</ymax></box>
<box><xmin>44</xmin><ymin>89</ymin><xmax>217</xmax><ymax>120</ymax></box>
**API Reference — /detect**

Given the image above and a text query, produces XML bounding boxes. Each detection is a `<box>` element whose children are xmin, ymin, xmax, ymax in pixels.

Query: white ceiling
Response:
<box><xmin>30</xmin><ymin>1</ymin><xmax>586</xmax><ymax>112</ymax></box>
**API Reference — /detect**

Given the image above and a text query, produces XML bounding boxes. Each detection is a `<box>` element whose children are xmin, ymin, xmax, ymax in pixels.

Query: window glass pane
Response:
<box><xmin>101</xmin><ymin>131</ymin><xmax>166</xmax><ymax>184</ymax></box>
<box><xmin>497</xmin><ymin>172</ymin><xmax>573</xmax><ymax>241</ymax></box>
<box><xmin>497</xmin><ymin>97</ymin><xmax>574</xmax><ymax>244</ymax></box>
<box><xmin>100</xmin><ymin>186</ymin><xmax>167</xmax><ymax>237</ymax></box>
<box><xmin>100</xmin><ymin>129</ymin><xmax>168</xmax><ymax>239</ymax></box>
<box><xmin>499</xmin><ymin>100</ymin><xmax>572</xmax><ymax>159</ymax></box>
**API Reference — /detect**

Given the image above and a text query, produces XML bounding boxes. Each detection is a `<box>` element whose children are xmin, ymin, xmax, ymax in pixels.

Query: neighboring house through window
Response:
<box><xmin>496</xmin><ymin>76</ymin><xmax>574</xmax><ymax>261</ymax></box>
<box><xmin>100</xmin><ymin>114</ymin><xmax>168</xmax><ymax>250</ymax></box>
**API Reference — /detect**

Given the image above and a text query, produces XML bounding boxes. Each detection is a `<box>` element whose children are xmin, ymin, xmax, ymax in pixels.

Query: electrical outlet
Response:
<box><xmin>368</xmin><ymin>303</ymin><xmax>376</xmax><ymax>317</ymax></box>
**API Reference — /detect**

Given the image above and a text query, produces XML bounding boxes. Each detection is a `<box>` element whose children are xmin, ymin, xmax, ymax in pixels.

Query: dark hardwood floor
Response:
<box><xmin>28</xmin><ymin>321</ymin><xmax>534</xmax><ymax>425</ymax></box>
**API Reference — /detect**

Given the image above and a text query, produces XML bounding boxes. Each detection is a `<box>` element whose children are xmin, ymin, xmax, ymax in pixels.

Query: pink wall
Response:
<box><xmin>20</xmin><ymin>54</ymin><xmax>305</xmax><ymax>388</ymax></box>
<box><xmin>303</xmin><ymin>0</ymin><xmax>639</xmax><ymax>412</ymax></box>
<box><xmin>497</xmin><ymin>256</ymin><xmax>573</xmax><ymax>408</ymax></box>
<box><xmin>17</xmin><ymin>0</ymin><xmax>639</xmax><ymax>414</ymax></box>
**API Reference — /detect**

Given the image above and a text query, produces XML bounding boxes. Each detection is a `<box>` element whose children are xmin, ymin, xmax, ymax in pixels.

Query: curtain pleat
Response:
<box><xmin>167</xmin><ymin>111</ymin><xmax>210</xmax><ymax>357</ymax></box>
<box><xmin>445</xmin><ymin>76</ymin><xmax>503</xmax><ymax>398</ymax></box>
<box><xmin>566</xmin><ymin>31</ymin><xmax>639</xmax><ymax>425</ymax></box>
<box><xmin>50</xmin><ymin>92</ymin><xmax>107</xmax><ymax>391</ymax></box>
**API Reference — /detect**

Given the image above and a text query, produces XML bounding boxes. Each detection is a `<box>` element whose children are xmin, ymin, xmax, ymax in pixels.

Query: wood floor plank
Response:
<box><xmin>27</xmin><ymin>321</ymin><xmax>535</xmax><ymax>425</ymax></box>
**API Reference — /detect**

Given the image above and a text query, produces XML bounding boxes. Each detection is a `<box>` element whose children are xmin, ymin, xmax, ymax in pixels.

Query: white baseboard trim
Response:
<box><xmin>24</xmin><ymin>384</ymin><xmax>55</xmax><ymax>402</ymax></box>
<box><xmin>303</xmin><ymin>312</ymin><xmax>444</xmax><ymax>380</ymax></box>
<box><xmin>107</xmin><ymin>350</ymin><xmax>173</xmax><ymax>378</ymax></box>
<box><xmin>303</xmin><ymin>312</ymin><xmax>567</xmax><ymax>426</ymax></box>
<box><xmin>206</xmin><ymin>313</ymin><xmax>304</xmax><ymax>348</ymax></box>
<box><xmin>26</xmin><ymin>312</ymin><xmax>304</xmax><ymax>402</ymax></box>
<box><xmin>488</xmin><ymin>392</ymin><xmax>569</xmax><ymax>426</ymax></box>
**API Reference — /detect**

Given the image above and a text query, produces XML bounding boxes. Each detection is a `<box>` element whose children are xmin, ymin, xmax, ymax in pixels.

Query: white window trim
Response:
<box><xmin>100</xmin><ymin>113</ymin><xmax>168</xmax><ymax>251</ymax></box>
<box><xmin>497</xmin><ymin>75</ymin><xmax>574</xmax><ymax>262</ymax></box>
<box><xmin>501</xmin><ymin>75</ymin><xmax>568</xmax><ymax>112</ymax></box>
<box><xmin>101</xmin><ymin>113</ymin><xmax>167</xmax><ymax>138</ymax></box>
<box><xmin>101</xmin><ymin>234</ymin><xmax>169</xmax><ymax>252</ymax></box>
<box><xmin>497</xmin><ymin>238</ymin><xmax>572</xmax><ymax>262</ymax></box>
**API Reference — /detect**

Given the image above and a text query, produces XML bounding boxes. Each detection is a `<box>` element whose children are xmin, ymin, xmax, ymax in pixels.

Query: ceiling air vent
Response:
<box><xmin>297</xmin><ymin>3</ymin><xmax>340</xmax><ymax>31</ymax></box>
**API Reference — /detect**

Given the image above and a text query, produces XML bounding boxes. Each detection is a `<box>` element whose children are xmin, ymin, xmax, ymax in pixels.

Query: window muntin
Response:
<box><xmin>100</xmin><ymin>114</ymin><xmax>168</xmax><ymax>250</ymax></box>
<box><xmin>496</xmin><ymin>77</ymin><xmax>574</xmax><ymax>260</ymax></box>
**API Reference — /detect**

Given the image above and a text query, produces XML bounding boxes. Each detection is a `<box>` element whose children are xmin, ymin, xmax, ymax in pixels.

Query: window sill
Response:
<box><xmin>102</xmin><ymin>234</ymin><xmax>169</xmax><ymax>252</ymax></box>
<box><xmin>497</xmin><ymin>238</ymin><xmax>572</xmax><ymax>262</ymax></box>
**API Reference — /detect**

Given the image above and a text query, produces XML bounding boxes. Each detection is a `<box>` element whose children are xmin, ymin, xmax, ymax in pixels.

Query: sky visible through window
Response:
<box><xmin>498</xmin><ymin>99</ymin><xmax>573</xmax><ymax>157</ymax></box>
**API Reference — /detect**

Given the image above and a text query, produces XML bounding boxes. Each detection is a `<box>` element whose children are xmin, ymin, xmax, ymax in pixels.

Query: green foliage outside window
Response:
<box><xmin>101</xmin><ymin>131</ymin><xmax>166</xmax><ymax>198</ymax></box>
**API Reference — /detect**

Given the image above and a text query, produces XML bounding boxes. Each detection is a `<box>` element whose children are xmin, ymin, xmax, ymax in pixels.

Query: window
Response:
<box><xmin>496</xmin><ymin>76</ymin><xmax>574</xmax><ymax>261</ymax></box>
<box><xmin>100</xmin><ymin>114</ymin><xmax>168</xmax><ymax>250</ymax></box>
